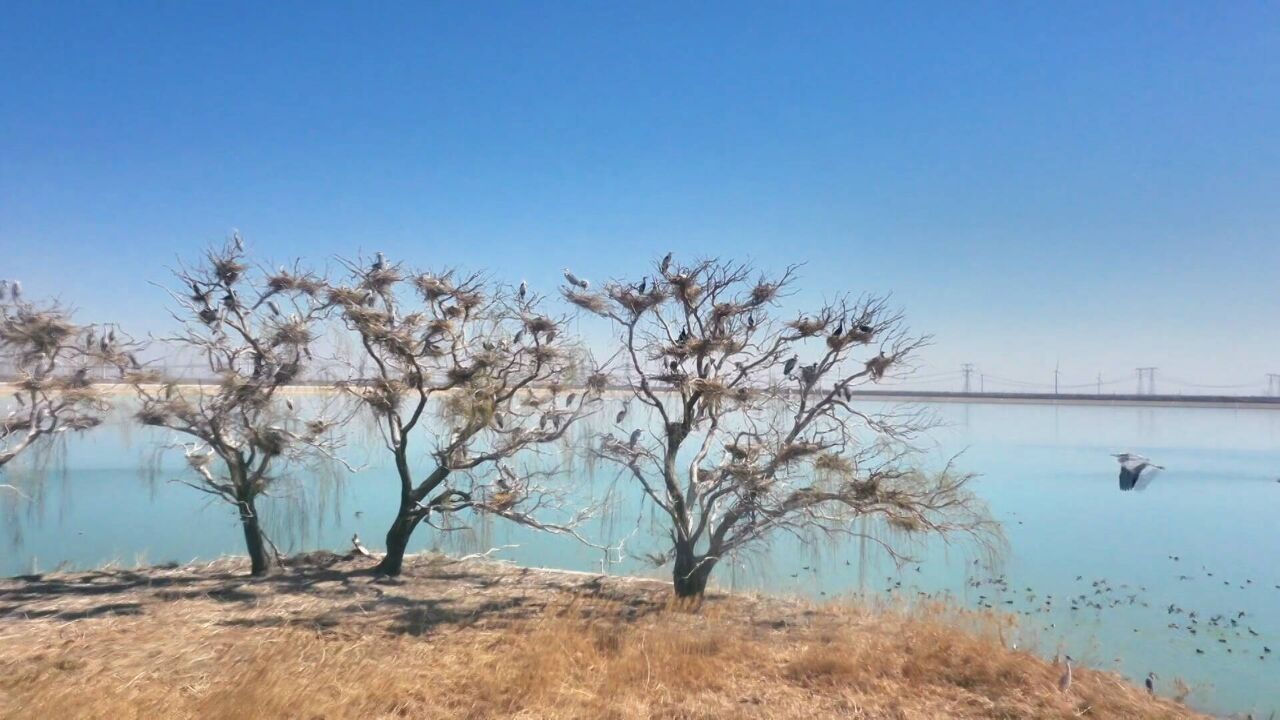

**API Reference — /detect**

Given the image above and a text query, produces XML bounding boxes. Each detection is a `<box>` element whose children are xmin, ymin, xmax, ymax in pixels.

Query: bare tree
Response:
<box><xmin>327</xmin><ymin>256</ymin><xmax>601</xmax><ymax>576</ymax></box>
<box><xmin>1</xmin><ymin>280</ymin><xmax>135</xmax><ymax>486</ymax></box>
<box><xmin>130</xmin><ymin>237</ymin><xmax>342</xmax><ymax>576</ymax></box>
<box><xmin>571</xmin><ymin>257</ymin><xmax>996</xmax><ymax>597</ymax></box>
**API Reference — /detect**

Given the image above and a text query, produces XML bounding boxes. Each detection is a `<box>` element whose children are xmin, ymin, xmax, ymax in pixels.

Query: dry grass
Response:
<box><xmin>0</xmin><ymin>555</ymin><xmax>1202</xmax><ymax>720</ymax></box>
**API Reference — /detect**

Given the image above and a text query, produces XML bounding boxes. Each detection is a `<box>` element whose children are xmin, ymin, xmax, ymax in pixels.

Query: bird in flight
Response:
<box><xmin>1113</xmin><ymin>453</ymin><xmax>1164</xmax><ymax>491</ymax></box>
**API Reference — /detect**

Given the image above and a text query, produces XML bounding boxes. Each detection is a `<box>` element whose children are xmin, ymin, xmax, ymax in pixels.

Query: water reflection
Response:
<box><xmin>2</xmin><ymin>398</ymin><xmax>1278</xmax><ymax>716</ymax></box>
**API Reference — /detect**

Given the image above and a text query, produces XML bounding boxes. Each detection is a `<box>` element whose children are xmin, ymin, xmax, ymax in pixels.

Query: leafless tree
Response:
<box><xmin>1</xmin><ymin>281</ymin><xmax>136</xmax><ymax>489</ymax></box>
<box><xmin>327</xmin><ymin>256</ymin><xmax>602</xmax><ymax>576</ymax></box>
<box><xmin>130</xmin><ymin>237</ymin><xmax>343</xmax><ymax>576</ymax></box>
<box><xmin>571</xmin><ymin>257</ymin><xmax>996</xmax><ymax>597</ymax></box>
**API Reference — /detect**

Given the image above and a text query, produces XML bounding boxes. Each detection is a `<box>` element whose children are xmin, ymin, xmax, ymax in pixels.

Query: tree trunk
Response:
<box><xmin>374</xmin><ymin>510</ymin><xmax>422</xmax><ymax>576</ymax></box>
<box><xmin>672</xmin><ymin>542</ymin><xmax>717</xmax><ymax>598</ymax></box>
<box><xmin>238</xmin><ymin>495</ymin><xmax>278</xmax><ymax>577</ymax></box>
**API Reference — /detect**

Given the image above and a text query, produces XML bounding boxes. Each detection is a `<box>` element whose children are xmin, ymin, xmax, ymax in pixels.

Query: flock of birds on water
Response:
<box><xmin>780</xmin><ymin>451</ymin><xmax>1276</xmax><ymax>710</ymax></box>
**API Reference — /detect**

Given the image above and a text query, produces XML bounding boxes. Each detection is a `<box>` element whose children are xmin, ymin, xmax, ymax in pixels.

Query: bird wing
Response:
<box><xmin>1118</xmin><ymin>465</ymin><xmax>1138</xmax><ymax>491</ymax></box>
<box><xmin>1132</xmin><ymin>463</ymin><xmax>1161</xmax><ymax>491</ymax></box>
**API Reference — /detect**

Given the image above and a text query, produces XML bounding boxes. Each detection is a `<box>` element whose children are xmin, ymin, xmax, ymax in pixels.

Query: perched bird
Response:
<box><xmin>677</xmin><ymin>328</ymin><xmax>689</xmax><ymax>344</ymax></box>
<box><xmin>615</xmin><ymin>404</ymin><xmax>629</xmax><ymax>424</ymax></box>
<box><xmin>493</xmin><ymin>411</ymin><xmax>505</xmax><ymax>429</ymax></box>
<box><xmin>1113</xmin><ymin>453</ymin><xmax>1164</xmax><ymax>491</ymax></box>
<box><xmin>782</xmin><ymin>354</ymin><xmax>799</xmax><ymax>377</ymax></box>
<box><xmin>11</xmin><ymin>280</ymin><xmax>22</xmax><ymax>301</ymax></box>
<box><xmin>266</xmin><ymin>300</ymin><xmax>281</xmax><ymax>316</ymax></box>
<box><xmin>832</xmin><ymin>319</ymin><xmax>844</xmax><ymax>337</ymax></box>
<box><xmin>372</xmin><ymin>251</ymin><xmax>386</xmax><ymax>271</ymax></box>
<box><xmin>518</xmin><ymin>280</ymin><xmax>527</xmax><ymax>300</ymax></box>
<box><xmin>629</xmin><ymin>428</ymin><xmax>642</xmax><ymax>448</ymax></box>
<box><xmin>351</xmin><ymin>533</ymin><xmax>371</xmax><ymax>558</ymax></box>
<box><xmin>1145</xmin><ymin>672</ymin><xmax>1157</xmax><ymax>695</ymax></box>
<box><xmin>747</xmin><ymin>313</ymin><xmax>756</xmax><ymax>330</ymax></box>
<box><xmin>660</xmin><ymin>252</ymin><xmax>673</xmax><ymax>275</ymax></box>
<box><xmin>233</xmin><ymin>231</ymin><xmax>244</xmax><ymax>252</ymax></box>
<box><xmin>636</xmin><ymin>276</ymin><xmax>647</xmax><ymax>294</ymax></box>
<box><xmin>1058</xmin><ymin>655</ymin><xmax>1073</xmax><ymax>693</ymax></box>
<box><xmin>565</xmin><ymin>393</ymin><xmax>577</xmax><ymax>407</ymax></box>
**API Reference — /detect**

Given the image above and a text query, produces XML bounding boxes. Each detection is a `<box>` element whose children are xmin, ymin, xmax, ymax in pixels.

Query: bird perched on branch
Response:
<box><xmin>660</xmin><ymin>252</ymin><xmax>673</xmax><ymax>275</ymax></box>
<box><xmin>865</xmin><ymin>351</ymin><xmax>891</xmax><ymax>381</ymax></box>
<box><xmin>783</xmin><ymin>355</ymin><xmax>798</xmax><ymax>378</ymax></box>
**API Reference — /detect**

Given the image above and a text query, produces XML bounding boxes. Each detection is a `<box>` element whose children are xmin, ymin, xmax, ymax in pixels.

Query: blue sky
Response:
<box><xmin>2</xmin><ymin>2</ymin><xmax>1277</xmax><ymax>393</ymax></box>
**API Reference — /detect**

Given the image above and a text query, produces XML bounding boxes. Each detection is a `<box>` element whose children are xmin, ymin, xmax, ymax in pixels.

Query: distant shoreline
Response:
<box><xmin>5</xmin><ymin>380</ymin><xmax>1279</xmax><ymax>411</ymax></box>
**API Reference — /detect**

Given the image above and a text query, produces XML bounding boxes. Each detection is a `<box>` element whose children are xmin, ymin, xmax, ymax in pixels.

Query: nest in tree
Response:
<box><xmin>362</xmin><ymin>379</ymin><xmax>405</xmax><ymax>414</ymax></box>
<box><xmin>266</xmin><ymin>272</ymin><xmax>322</xmax><ymax>297</ymax></box>
<box><xmin>586</xmin><ymin>371</ymin><xmax>610</xmax><ymax>393</ymax></box>
<box><xmin>214</xmin><ymin>258</ymin><xmax>247</xmax><ymax>285</ymax></box>
<box><xmin>814</xmin><ymin>452</ymin><xmax>855</xmax><ymax>475</ymax></box>
<box><xmin>787</xmin><ymin>316</ymin><xmax>827</xmax><ymax>337</ymax></box>
<box><xmin>448</xmin><ymin>359</ymin><xmax>491</xmax><ymax>385</ymax></box>
<box><xmin>749</xmin><ymin>282</ymin><xmax>780</xmax><ymax>306</ymax></box>
<box><xmin>124</xmin><ymin>370</ymin><xmax>165</xmax><ymax>385</ymax></box>
<box><xmin>136</xmin><ymin>405</ymin><xmax>171</xmax><ymax>426</ymax></box>
<box><xmin>64</xmin><ymin>415</ymin><xmax>102</xmax><ymax>431</ymax></box>
<box><xmin>454</xmin><ymin>289</ymin><xmax>485</xmax><ymax>311</ymax></box>
<box><xmin>483</xmin><ymin>490</ymin><xmax>519</xmax><ymax>512</ymax></box>
<box><xmin>523</xmin><ymin>315</ymin><xmax>556</xmax><ymax>334</ymax></box>
<box><xmin>849</xmin><ymin>477</ymin><xmax>879</xmax><ymax>501</ymax></box>
<box><xmin>608</xmin><ymin>286</ymin><xmax>667</xmax><ymax>315</ymax></box>
<box><xmin>441</xmin><ymin>390</ymin><xmax>494</xmax><ymax>426</ymax></box>
<box><xmin>414</xmin><ymin>274</ymin><xmax>453</xmax><ymax>300</ymax></box>
<box><xmin>1</xmin><ymin>311</ymin><xmax>75</xmax><ymax>357</ymax></box>
<box><xmin>670</xmin><ymin>277</ymin><xmax>702</xmax><ymax>308</ymax></box>
<box><xmin>361</xmin><ymin>267</ymin><xmax>402</xmax><ymax>294</ymax></box>
<box><xmin>326</xmin><ymin>287</ymin><xmax>367</xmax><ymax>309</ymax></box>
<box><xmin>305</xmin><ymin>419</ymin><xmax>334</xmax><ymax>438</ymax></box>
<box><xmin>776</xmin><ymin>441</ymin><xmax>823</xmax><ymax>465</ymax></box>
<box><xmin>689</xmin><ymin>377</ymin><xmax>730</xmax><ymax>399</ymax></box>
<box><xmin>271</xmin><ymin>320</ymin><xmax>313</xmax><ymax>348</ymax></box>
<box><xmin>561</xmin><ymin>288</ymin><xmax>610</xmax><ymax>316</ymax></box>
<box><xmin>251</xmin><ymin>427</ymin><xmax>290</xmax><ymax>457</ymax></box>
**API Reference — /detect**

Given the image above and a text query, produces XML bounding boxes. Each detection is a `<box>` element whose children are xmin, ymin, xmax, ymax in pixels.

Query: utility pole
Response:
<box><xmin>1054</xmin><ymin>361</ymin><xmax>1060</xmax><ymax>395</ymax></box>
<box><xmin>961</xmin><ymin>363</ymin><xmax>975</xmax><ymax>393</ymax></box>
<box><xmin>980</xmin><ymin>373</ymin><xmax>985</xmax><ymax>393</ymax></box>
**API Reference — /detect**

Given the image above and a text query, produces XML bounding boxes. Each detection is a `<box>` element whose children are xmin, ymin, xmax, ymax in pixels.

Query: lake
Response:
<box><xmin>2</xmin><ymin>398</ymin><xmax>1278</xmax><ymax>716</ymax></box>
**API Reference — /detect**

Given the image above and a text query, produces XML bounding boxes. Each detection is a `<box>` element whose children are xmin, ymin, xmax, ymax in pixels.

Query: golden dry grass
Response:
<box><xmin>0</xmin><ymin>555</ymin><xmax>1203</xmax><ymax>720</ymax></box>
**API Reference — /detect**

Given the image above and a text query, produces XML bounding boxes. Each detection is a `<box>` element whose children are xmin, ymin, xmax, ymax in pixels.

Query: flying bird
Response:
<box><xmin>1114</xmin><ymin>453</ymin><xmax>1164</xmax><ymax>491</ymax></box>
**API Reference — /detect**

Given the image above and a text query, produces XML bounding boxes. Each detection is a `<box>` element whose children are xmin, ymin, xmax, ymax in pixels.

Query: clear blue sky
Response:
<box><xmin>2</xmin><ymin>2</ymin><xmax>1277</xmax><ymax>392</ymax></box>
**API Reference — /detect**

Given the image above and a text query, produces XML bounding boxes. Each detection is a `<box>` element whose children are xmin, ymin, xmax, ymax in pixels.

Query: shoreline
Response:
<box><xmin>0</xmin><ymin>553</ymin><xmax>1207</xmax><ymax>719</ymax></box>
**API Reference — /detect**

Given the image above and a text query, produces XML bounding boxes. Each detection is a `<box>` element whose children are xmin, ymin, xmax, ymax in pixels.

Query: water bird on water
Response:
<box><xmin>1113</xmin><ymin>453</ymin><xmax>1163</xmax><ymax>491</ymax></box>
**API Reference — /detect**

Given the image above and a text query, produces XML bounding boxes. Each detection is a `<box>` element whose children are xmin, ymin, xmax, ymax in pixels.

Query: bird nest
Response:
<box><xmin>787</xmin><ymin>317</ymin><xmax>827</xmax><ymax>337</ymax></box>
<box><xmin>250</xmin><ymin>427</ymin><xmax>290</xmax><ymax>457</ymax></box>
<box><xmin>749</xmin><ymin>281</ymin><xmax>780</xmax><ymax>306</ymax></box>
<box><xmin>561</xmin><ymin>288</ymin><xmax>610</xmax><ymax>316</ymax></box>
<box><xmin>480</xmin><ymin>490</ymin><xmax>520</xmax><ymax>513</ymax></box>
<box><xmin>689</xmin><ymin>377</ymin><xmax>731</xmax><ymax>399</ymax></box>
<box><xmin>326</xmin><ymin>287</ymin><xmax>367</xmax><ymax>309</ymax></box>
<box><xmin>775</xmin><ymin>441</ymin><xmax>824</xmax><ymax>465</ymax></box>
<box><xmin>0</xmin><ymin>311</ymin><xmax>75</xmax><ymax>357</ymax></box>
<box><xmin>265</xmin><ymin>272</ymin><xmax>322</xmax><ymax>297</ymax></box>
<box><xmin>530</xmin><ymin>345</ymin><xmax>561</xmax><ymax>364</ymax></box>
<box><xmin>585</xmin><ymin>372</ymin><xmax>610</xmax><ymax>393</ymax></box>
<box><xmin>813</xmin><ymin>452</ymin><xmax>855</xmax><ymax>475</ymax></box>
<box><xmin>523</xmin><ymin>315</ymin><xmax>556</xmax><ymax>334</ymax></box>
<box><xmin>608</xmin><ymin>286</ymin><xmax>667</xmax><ymax>316</ymax></box>
<box><xmin>670</xmin><ymin>277</ymin><xmax>702</xmax><ymax>308</ymax></box>
<box><xmin>270</xmin><ymin>321</ymin><xmax>313</xmax><ymax>348</ymax></box>
<box><xmin>886</xmin><ymin>514</ymin><xmax>924</xmax><ymax>533</ymax></box>
<box><xmin>213</xmin><ymin>258</ymin><xmax>246</xmax><ymax>285</ymax></box>
<box><xmin>413</xmin><ymin>274</ymin><xmax>454</xmax><ymax>301</ymax></box>
<box><xmin>360</xmin><ymin>267</ymin><xmax>402</xmax><ymax>294</ymax></box>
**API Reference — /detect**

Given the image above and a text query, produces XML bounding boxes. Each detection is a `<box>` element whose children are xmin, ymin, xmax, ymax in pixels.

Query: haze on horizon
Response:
<box><xmin>2</xmin><ymin>2</ymin><xmax>1277</xmax><ymax>394</ymax></box>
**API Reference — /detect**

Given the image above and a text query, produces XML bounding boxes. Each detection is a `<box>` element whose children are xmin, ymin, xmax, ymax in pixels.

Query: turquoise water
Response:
<box><xmin>2</xmin><ymin>400</ymin><xmax>1278</xmax><ymax>715</ymax></box>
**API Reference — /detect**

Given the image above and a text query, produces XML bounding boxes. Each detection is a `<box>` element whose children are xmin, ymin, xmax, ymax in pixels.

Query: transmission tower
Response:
<box><xmin>1267</xmin><ymin>373</ymin><xmax>1280</xmax><ymax>397</ymax></box>
<box><xmin>1136</xmin><ymin>367</ymin><xmax>1157</xmax><ymax>395</ymax></box>
<box><xmin>961</xmin><ymin>363</ymin><xmax>975</xmax><ymax>393</ymax></box>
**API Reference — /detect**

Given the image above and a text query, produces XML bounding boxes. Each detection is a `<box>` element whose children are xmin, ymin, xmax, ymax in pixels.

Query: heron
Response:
<box><xmin>1145</xmin><ymin>671</ymin><xmax>1157</xmax><ymax>695</ymax></box>
<box><xmin>636</xmin><ymin>276</ymin><xmax>647</xmax><ymax>293</ymax></box>
<box><xmin>10</xmin><ymin>280</ymin><xmax>21</xmax><ymax>301</ymax></box>
<box><xmin>833</xmin><ymin>319</ymin><xmax>844</xmax><ymax>337</ymax></box>
<box><xmin>372</xmin><ymin>252</ymin><xmax>386</xmax><ymax>271</ymax></box>
<box><xmin>1113</xmin><ymin>453</ymin><xmax>1164</xmax><ymax>491</ymax></box>
<box><xmin>660</xmin><ymin>252</ymin><xmax>673</xmax><ymax>275</ymax></box>
<box><xmin>518</xmin><ymin>280</ymin><xmax>527</xmax><ymax>300</ymax></box>
<box><xmin>562</xmin><ymin>268</ymin><xmax>589</xmax><ymax>290</ymax></box>
<box><xmin>615</xmin><ymin>404</ymin><xmax>628</xmax><ymax>424</ymax></box>
<box><xmin>233</xmin><ymin>231</ymin><xmax>244</xmax><ymax>252</ymax></box>
<box><xmin>783</xmin><ymin>354</ymin><xmax>799</xmax><ymax>377</ymax></box>
<box><xmin>351</xmin><ymin>533</ymin><xmax>371</xmax><ymax>557</ymax></box>
<box><xmin>1058</xmin><ymin>655</ymin><xmax>1073</xmax><ymax>693</ymax></box>
<box><xmin>629</xmin><ymin>428</ymin><xmax>642</xmax><ymax>448</ymax></box>
<box><xmin>677</xmin><ymin>328</ymin><xmax>689</xmax><ymax>344</ymax></box>
<box><xmin>266</xmin><ymin>300</ymin><xmax>281</xmax><ymax>316</ymax></box>
<box><xmin>747</xmin><ymin>313</ymin><xmax>756</xmax><ymax>330</ymax></box>
<box><xmin>565</xmin><ymin>392</ymin><xmax>577</xmax><ymax>407</ymax></box>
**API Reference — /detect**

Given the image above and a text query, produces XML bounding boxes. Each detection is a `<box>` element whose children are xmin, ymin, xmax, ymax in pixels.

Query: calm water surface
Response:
<box><xmin>2</xmin><ymin>400</ymin><xmax>1278</xmax><ymax>716</ymax></box>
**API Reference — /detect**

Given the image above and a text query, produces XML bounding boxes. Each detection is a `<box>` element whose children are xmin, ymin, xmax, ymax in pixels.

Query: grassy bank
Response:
<box><xmin>0</xmin><ymin>554</ymin><xmax>1202</xmax><ymax>719</ymax></box>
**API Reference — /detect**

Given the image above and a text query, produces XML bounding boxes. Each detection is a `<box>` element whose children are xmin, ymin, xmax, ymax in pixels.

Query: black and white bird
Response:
<box><xmin>1113</xmin><ymin>453</ymin><xmax>1164</xmax><ymax>491</ymax></box>
<box><xmin>372</xmin><ymin>251</ymin><xmax>386</xmax><ymax>271</ymax></box>
<box><xmin>1144</xmin><ymin>671</ymin><xmax>1157</xmax><ymax>695</ymax></box>
<box><xmin>518</xmin><ymin>280</ymin><xmax>527</xmax><ymax>300</ymax></box>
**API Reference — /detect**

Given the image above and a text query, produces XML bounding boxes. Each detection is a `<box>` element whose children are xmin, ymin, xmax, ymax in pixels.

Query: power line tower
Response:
<box><xmin>1097</xmin><ymin>372</ymin><xmax>1103</xmax><ymax>395</ymax></box>
<box><xmin>961</xmin><ymin>363</ymin><xmax>975</xmax><ymax>393</ymax></box>
<box><xmin>1054</xmin><ymin>361</ymin><xmax>1061</xmax><ymax>395</ymax></box>
<box><xmin>1267</xmin><ymin>373</ymin><xmax>1280</xmax><ymax>397</ymax></box>
<box><xmin>1136</xmin><ymin>367</ymin><xmax>1157</xmax><ymax>395</ymax></box>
